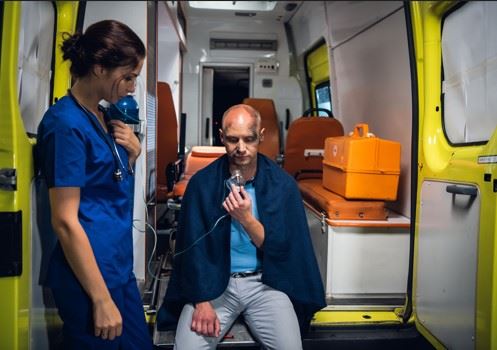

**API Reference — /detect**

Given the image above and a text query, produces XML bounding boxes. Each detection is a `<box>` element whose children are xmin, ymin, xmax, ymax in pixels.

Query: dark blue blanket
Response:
<box><xmin>157</xmin><ymin>154</ymin><xmax>325</xmax><ymax>334</ymax></box>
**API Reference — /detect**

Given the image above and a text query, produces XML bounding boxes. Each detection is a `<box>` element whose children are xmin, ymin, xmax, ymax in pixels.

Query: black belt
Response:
<box><xmin>230</xmin><ymin>271</ymin><xmax>261</xmax><ymax>278</ymax></box>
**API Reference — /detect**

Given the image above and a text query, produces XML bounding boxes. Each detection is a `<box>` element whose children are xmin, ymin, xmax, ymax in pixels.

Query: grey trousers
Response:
<box><xmin>174</xmin><ymin>273</ymin><xmax>302</xmax><ymax>350</ymax></box>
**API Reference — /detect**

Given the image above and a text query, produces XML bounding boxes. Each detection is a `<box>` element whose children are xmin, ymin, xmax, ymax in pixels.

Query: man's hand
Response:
<box><xmin>191</xmin><ymin>301</ymin><xmax>220</xmax><ymax>337</ymax></box>
<box><xmin>223</xmin><ymin>185</ymin><xmax>252</xmax><ymax>224</ymax></box>
<box><xmin>223</xmin><ymin>184</ymin><xmax>265</xmax><ymax>247</ymax></box>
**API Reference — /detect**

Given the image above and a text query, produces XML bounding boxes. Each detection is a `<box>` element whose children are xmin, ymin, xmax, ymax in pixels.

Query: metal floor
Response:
<box><xmin>149</xmin><ymin>264</ymin><xmax>434</xmax><ymax>350</ymax></box>
<box><xmin>151</xmin><ymin>273</ymin><xmax>259</xmax><ymax>348</ymax></box>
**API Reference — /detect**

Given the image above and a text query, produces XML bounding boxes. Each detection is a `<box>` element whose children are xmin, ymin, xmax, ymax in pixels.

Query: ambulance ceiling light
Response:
<box><xmin>189</xmin><ymin>1</ymin><xmax>277</xmax><ymax>12</ymax></box>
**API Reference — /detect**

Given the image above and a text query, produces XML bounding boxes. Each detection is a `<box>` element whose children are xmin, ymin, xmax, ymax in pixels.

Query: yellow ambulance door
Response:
<box><xmin>0</xmin><ymin>3</ymin><xmax>34</xmax><ymax>348</ymax></box>
<box><xmin>0</xmin><ymin>2</ymin><xmax>77</xmax><ymax>349</ymax></box>
<box><xmin>410</xmin><ymin>2</ymin><xmax>497</xmax><ymax>349</ymax></box>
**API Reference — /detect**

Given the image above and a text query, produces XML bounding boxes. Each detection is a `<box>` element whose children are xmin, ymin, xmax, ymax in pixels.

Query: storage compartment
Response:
<box><xmin>305</xmin><ymin>202</ymin><xmax>410</xmax><ymax>303</ymax></box>
<box><xmin>323</xmin><ymin>124</ymin><xmax>401</xmax><ymax>200</ymax></box>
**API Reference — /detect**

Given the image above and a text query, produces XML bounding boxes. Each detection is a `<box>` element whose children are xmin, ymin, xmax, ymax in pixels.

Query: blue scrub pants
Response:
<box><xmin>52</xmin><ymin>277</ymin><xmax>153</xmax><ymax>350</ymax></box>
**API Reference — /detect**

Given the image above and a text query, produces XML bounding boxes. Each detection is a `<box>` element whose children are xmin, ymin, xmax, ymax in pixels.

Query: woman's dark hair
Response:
<box><xmin>61</xmin><ymin>20</ymin><xmax>146</xmax><ymax>78</ymax></box>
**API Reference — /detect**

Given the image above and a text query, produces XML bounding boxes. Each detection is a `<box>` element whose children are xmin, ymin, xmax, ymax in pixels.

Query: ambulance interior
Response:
<box><xmin>11</xmin><ymin>0</ymin><xmax>490</xmax><ymax>349</ymax></box>
<box><xmin>149</xmin><ymin>1</ymin><xmax>416</xmax><ymax>347</ymax></box>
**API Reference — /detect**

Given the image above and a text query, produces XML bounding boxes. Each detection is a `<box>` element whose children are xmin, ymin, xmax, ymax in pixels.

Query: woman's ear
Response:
<box><xmin>92</xmin><ymin>64</ymin><xmax>106</xmax><ymax>78</ymax></box>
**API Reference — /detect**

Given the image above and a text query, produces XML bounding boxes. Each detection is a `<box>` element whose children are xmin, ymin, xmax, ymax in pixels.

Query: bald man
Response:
<box><xmin>158</xmin><ymin>105</ymin><xmax>325</xmax><ymax>350</ymax></box>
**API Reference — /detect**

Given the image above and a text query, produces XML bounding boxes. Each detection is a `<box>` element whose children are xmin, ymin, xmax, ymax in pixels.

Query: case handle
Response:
<box><xmin>352</xmin><ymin>123</ymin><xmax>369</xmax><ymax>138</ymax></box>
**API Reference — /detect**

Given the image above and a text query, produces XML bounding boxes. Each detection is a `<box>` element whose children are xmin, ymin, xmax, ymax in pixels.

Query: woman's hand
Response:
<box><xmin>109</xmin><ymin>120</ymin><xmax>141</xmax><ymax>165</ymax></box>
<box><xmin>49</xmin><ymin>187</ymin><xmax>124</xmax><ymax>341</ymax></box>
<box><xmin>191</xmin><ymin>301</ymin><xmax>220</xmax><ymax>337</ymax></box>
<box><xmin>93</xmin><ymin>296</ymin><xmax>123</xmax><ymax>340</ymax></box>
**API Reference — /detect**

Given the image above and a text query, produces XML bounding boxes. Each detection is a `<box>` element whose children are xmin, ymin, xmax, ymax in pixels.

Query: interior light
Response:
<box><xmin>189</xmin><ymin>1</ymin><xmax>277</xmax><ymax>11</ymax></box>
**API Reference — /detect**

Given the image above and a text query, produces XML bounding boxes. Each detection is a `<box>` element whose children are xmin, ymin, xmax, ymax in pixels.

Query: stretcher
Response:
<box><xmin>300</xmin><ymin>180</ymin><xmax>410</xmax><ymax>305</ymax></box>
<box><xmin>298</xmin><ymin>179</ymin><xmax>387</xmax><ymax>220</ymax></box>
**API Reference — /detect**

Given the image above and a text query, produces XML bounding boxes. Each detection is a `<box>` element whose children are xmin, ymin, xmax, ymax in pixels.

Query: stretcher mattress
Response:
<box><xmin>298</xmin><ymin>178</ymin><xmax>387</xmax><ymax>220</ymax></box>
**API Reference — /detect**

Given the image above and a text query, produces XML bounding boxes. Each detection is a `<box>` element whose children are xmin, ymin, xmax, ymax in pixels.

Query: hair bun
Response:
<box><xmin>59</xmin><ymin>20</ymin><xmax>145</xmax><ymax>78</ymax></box>
<box><xmin>61</xmin><ymin>32</ymin><xmax>84</xmax><ymax>62</ymax></box>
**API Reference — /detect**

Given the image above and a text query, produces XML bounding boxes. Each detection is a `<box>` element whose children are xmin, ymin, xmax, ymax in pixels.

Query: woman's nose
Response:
<box><xmin>128</xmin><ymin>83</ymin><xmax>136</xmax><ymax>94</ymax></box>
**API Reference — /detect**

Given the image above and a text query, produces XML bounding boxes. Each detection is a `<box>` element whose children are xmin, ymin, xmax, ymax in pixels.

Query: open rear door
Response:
<box><xmin>409</xmin><ymin>2</ymin><xmax>497</xmax><ymax>349</ymax></box>
<box><xmin>0</xmin><ymin>3</ymin><xmax>77</xmax><ymax>349</ymax></box>
<box><xmin>0</xmin><ymin>4</ymin><xmax>30</xmax><ymax>349</ymax></box>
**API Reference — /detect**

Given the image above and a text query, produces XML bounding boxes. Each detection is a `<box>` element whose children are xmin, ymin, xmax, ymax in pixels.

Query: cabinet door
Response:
<box><xmin>417</xmin><ymin>181</ymin><xmax>479</xmax><ymax>349</ymax></box>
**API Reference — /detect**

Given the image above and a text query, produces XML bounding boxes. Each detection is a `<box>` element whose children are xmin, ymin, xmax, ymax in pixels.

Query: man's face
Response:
<box><xmin>220</xmin><ymin>109</ymin><xmax>263</xmax><ymax>168</ymax></box>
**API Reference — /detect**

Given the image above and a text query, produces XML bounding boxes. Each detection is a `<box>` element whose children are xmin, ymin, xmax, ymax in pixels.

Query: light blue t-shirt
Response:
<box><xmin>230</xmin><ymin>181</ymin><xmax>262</xmax><ymax>273</ymax></box>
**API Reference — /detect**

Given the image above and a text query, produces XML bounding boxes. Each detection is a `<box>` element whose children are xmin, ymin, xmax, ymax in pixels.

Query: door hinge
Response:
<box><xmin>320</xmin><ymin>212</ymin><xmax>327</xmax><ymax>235</ymax></box>
<box><xmin>0</xmin><ymin>168</ymin><xmax>17</xmax><ymax>191</ymax></box>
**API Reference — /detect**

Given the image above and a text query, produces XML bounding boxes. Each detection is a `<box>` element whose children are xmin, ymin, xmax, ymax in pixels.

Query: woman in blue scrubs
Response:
<box><xmin>37</xmin><ymin>20</ymin><xmax>152</xmax><ymax>349</ymax></box>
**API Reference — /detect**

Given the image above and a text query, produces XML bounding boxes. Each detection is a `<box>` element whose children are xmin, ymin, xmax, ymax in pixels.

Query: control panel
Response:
<box><xmin>255</xmin><ymin>58</ymin><xmax>279</xmax><ymax>74</ymax></box>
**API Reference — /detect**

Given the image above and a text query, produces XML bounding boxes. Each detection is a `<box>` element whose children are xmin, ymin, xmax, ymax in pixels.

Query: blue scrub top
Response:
<box><xmin>37</xmin><ymin>95</ymin><xmax>135</xmax><ymax>289</ymax></box>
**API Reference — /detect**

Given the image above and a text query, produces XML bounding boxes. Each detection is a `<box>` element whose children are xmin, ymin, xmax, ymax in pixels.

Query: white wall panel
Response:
<box><xmin>158</xmin><ymin>44</ymin><xmax>180</xmax><ymax>118</ymax></box>
<box><xmin>84</xmin><ymin>1</ymin><xmax>148</xmax><ymax>281</ymax></box>
<box><xmin>158</xmin><ymin>1</ymin><xmax>181</xmax><ymax>118</ymax></box>
<box><xmin>182</xmin><ymin>15</ymin><xmax>300</xmax><ymax>147</ymax></box>
<box><xmin>326</xmin><ymin>1</ymin><xmax>402</xmax><ymax>48</ymax></box>
<box><xmin>289</xmin><ymin>1</ymin><xmax>328</xmax><ymax>56</ymax></box>
<box><xmin>330</xmin><ymin>9</ymin><xmax>411</xmax><ymax>216</ymax></box>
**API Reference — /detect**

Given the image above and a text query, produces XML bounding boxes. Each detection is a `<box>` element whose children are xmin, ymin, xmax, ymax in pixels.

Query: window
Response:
<box><xmin>442</xmin><ymin>2</ymin><xmax>497</xmax><ymax>144</ymax></box>
<box><xmin>305</xmin><ymin>40</ymin><xmax>332</xmax><ymax>115</ymax></box>
<box><xmin>315</xmin><ymin>81</ymin><xmax>331</xmax><ymax>116</ymax></box>
<box><xmin>18</xmin><ymin>1</ymin><xmax>55</xmax><ymax>136</ymax></box>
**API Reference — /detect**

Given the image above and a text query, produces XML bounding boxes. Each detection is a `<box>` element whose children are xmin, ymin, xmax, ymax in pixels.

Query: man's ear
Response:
<box><xmin>219</xmin><ymin>129</ymin><xmax>224</xmax><ymax>144</ymax></box>
<box><xmin>259</xmin><ymin>128</ymin><xmax>265</xmax><ymax>142</ymax></box>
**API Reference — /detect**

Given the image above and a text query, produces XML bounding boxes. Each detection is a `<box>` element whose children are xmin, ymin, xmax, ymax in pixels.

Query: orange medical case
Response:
<box><xmin>298</xmin><ymin>179</ymin><xmax>388</xmax><ymax>220</ymax></box>
<box><xmin>322</xmin><ymin>124</ymin><xmax>400</xmax><ymax>200</ymax></box>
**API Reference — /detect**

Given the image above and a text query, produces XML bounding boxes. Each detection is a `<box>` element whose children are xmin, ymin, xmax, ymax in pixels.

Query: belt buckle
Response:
<box><xmin>231</xmin><ymin>272</ymin><xmax>246</xmax><ymax>278</ymax></box>
<box><xmin>231</xmin><ymin>271</ymin><xmax>260</xmax><ymax>278</ymax></box>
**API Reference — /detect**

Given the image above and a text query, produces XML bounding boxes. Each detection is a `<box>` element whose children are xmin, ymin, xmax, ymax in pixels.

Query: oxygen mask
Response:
<box><xmin>101</xmin><ymin>95</ymin><xmax>140</xmax><ymax>124</ymax></box>
<box><xmin>225</xmin><ymin>169</ymin><xmax>246</xmax><ymax>192</ymax></box>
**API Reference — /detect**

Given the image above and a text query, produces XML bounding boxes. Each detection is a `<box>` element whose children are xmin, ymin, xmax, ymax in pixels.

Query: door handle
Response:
<box><xmin>205</xmin><ymin>118</ymin><xmax>210</xmax><ymax>139</ymax></box>
<box><xmin>0</xmin><ymin>168</ymin><xmax>16</xmax><ymax>191</ymax></box>
<box><xmin>446</xmin><ymin>185</ymin><xmax>477</xmax><ymax>196</ymax></box>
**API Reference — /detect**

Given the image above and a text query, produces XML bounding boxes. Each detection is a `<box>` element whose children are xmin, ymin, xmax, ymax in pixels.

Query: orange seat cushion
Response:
<box><xmin>157</xmin><ymin>82</ymin><xmax>178</xmax><ymax>197</ymax></box>
<box><xmin>284</xmin><ymin>116</ymin><xmax>344</xmax><ymax>179</ymax></box>
<box><xmin>243</xmin><ymin>98</ymin><xmax>280</xmax><ymax>160</ymax></box>
<box><xmin>172</xmin><ymin>146</ymin><xmax>226</xmax><ymax>197</ymax></box>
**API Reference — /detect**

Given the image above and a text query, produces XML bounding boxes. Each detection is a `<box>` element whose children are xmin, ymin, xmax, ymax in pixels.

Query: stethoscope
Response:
<box><xmin>68</xmin><ymin>90</ymin><xmax>128</xmax><ymax>182</ymax></box>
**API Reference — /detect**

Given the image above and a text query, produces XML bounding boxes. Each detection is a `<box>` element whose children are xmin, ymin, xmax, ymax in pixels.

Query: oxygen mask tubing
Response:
<box><xmin>173</xmin><ymin>170</ymin><xmax>246</xmax><ymax>257</ymax></box>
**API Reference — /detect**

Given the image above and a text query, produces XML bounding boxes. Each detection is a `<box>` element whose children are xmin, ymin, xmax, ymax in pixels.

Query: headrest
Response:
<box><xmin>190</xmin><ymin>146</ymin><xmax>226</xmax><ymax>158</ymax></box>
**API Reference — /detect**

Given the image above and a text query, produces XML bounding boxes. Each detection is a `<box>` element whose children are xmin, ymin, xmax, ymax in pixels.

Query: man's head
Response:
<box><xmin>219</xmin><ymin>104</ymin><xmax>265</xmax><ymax>170</ymax></box>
